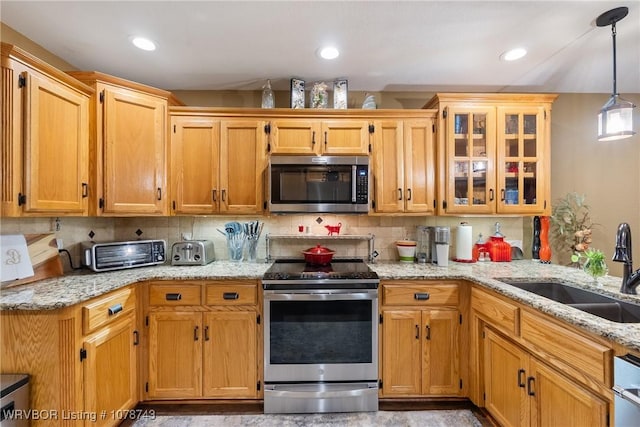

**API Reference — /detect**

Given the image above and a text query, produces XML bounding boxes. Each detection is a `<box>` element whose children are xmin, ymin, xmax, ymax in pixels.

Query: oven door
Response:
<box><xmin>264</xmin><ymin>289</ymin><xmax>378</xmax><ymax>383</ymax></box>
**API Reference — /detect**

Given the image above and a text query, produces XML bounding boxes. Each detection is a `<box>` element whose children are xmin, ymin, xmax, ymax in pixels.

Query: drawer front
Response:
<box><xmin>83</xmin><ymin>287</ymin><xmax>136</xmax><ymax>334</ymax></box>
<box><xmin>471</xmin><ymin>287</ymin><xmax>519</xmax><ymax>336</ymax></box>
<box><xmin>382</xmin><ymin>282</ymin><xmax>459</xmax><ymax>306</ymax></box>
<box><xmin>521</xmin><ymin>309</ymin><xmax>612</xmax><ymax>384</ymax></box>
<box><xmin>205</xmin><ymin>282</ymin><xmax>257</xmax><ymax>306</ymax></box>
<box><xmin>148</xmin><ymin>283</ymin><xmax>202</xmax><ymax>306</ymax></box>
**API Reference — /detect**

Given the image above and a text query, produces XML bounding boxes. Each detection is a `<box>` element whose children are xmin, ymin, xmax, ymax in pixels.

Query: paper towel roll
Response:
<box><xmin>456</xmin><ymin>223</ymin><xmax>473</xmax><ymax>261</ymax></box>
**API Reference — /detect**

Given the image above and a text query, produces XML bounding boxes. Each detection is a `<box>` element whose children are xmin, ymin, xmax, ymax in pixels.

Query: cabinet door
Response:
<box><xmin>220</xmin><ymin>120</ymin><xmax>266</xmax><ymax>214</ymax></box>
<box><xmin>170</xmin><ymin>116</ymin><xmax>220</xmax><ymax>214</ymax></box>
<box><xmin>321</xmin><ymin>120</ymin><xmax>370</xmax><ymax>155</ymax></box>
<box><xmin>381</xmin><ymin>309</ymin><xmax>422</xmax><ymax>396</ymax></box>
<box><xmin>529</xmin><ymin>359</ymin><xmax>608</xmax><ymax>427</ymax></box>
<box><xmin>444</xmin><ymin>106</ymin><xmax>496</xmax><ymax>214</ymax></box>
<box><xmin>372</xmin><ymin>120</ymin><xmax>404</xmax><ymax>213</ymax></box>
<box><xmin>422</xmin><ymin>309</ymin><xmax>459</xmax><ymax>395</ymax></box>
<box><xmin>496</xmin><ymin>106</ymin><xmax>548</xmax><ymax>214</ymax></box>
<box><xmin>102</xmin><ymin>86</ymin><xmax>167</xmax><ymax>215</ymax></box>
<box><xmin>404</xmin><ymin>119</ymin><xmax>436</xmax><ymax>214</ymax></box>
<box><xmin>270</xmin><ymin>119</ymin><xmax>321</xmax><ymax>155</ymax></box>
<box><xmin>22</xmin><ymin>70</ymin><xmax>89</xmax><ymax>214</ymax></box>
<box><xmin>202</xmin><ymin>311</ymin><xmax>257</xmax><ymax>398</ymax></box>
<box><xmin>83</xmin><ymin>315</ymin><xmax>137</xmax><ymax>427</ymax></box>
<box><xmin>147</xmin><ymin>312</ymin><xmax>202</xmax><ymax>398</ymax></box>
<box><xmin>484</xmin><ymin>328</ymin><xmax>529</xmax><ymax>427</ymax></box>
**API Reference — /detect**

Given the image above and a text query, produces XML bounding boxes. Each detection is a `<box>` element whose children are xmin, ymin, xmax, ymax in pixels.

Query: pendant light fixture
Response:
<box><xmin>596</xmin><ymin>7</ymin><xmax>636</xmax><ymax>141</ymax></box>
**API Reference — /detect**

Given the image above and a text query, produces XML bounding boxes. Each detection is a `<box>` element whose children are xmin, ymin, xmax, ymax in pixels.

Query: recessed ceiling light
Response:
<box><xmin>319</xmin><ymin>46</ymin><xmax>339</xmax><ymax>60</ymax></box>
<box><xmin>500</xmin><ymin>48</ymin><xmax>527</xmax><ymax>61</ymax></box>
<box><xmin>131</xmin><ymin>36</ymin><xmax>156</xmax><ymax>51</ymax></box>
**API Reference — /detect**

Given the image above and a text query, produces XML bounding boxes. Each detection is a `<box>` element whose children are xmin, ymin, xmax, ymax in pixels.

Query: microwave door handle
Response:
<box><xmin>352</xmin><ymin>165</ymin><xmax>357</xmax><ymax>203</ymax></box>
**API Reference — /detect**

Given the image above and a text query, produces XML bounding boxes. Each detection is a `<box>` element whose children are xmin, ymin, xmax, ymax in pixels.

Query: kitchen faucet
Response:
<box><xmin>612</xmin><ymin>223</ymin><xmax>640</xmax><ymax>294</ymax></box>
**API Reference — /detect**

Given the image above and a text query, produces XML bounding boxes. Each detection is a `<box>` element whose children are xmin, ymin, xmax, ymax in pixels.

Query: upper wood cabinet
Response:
<box><xmin>1</xmin><ymin>43</ymin><xmax>92</xmax><ymax>217</ymax></box>
<box><xmin>67</xmin><ymin>71</ymin><xmax>172</xmax><ymax>216</ymax></box>
<box><xmin>371</xmin><ymin>118</ymin><xmax>436</xmax><ymax>214</ymax></box>
<box><xmin>269</xmin><ymin>119</ymin><xmax>370</xmax><ymax>155</ymax></box>
<box><xmin>170</xmin><ymin>113</ymin><xmax>267</xmax><ymax>215</ymax></box>
<box><xmin>424</xmin><ymin>93</ymin><xmax>557</xmax><ymax>216</ymax></box>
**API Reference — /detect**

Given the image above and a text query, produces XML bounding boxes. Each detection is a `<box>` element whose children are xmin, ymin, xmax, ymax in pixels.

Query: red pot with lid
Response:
<box><xmin>301</xmin><ymin>245</ymin><xmax>336</xmax><ymax>265</ymax></box>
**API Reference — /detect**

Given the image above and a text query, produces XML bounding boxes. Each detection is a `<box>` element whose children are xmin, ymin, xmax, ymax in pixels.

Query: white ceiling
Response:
<box><xmin>1</xmin><ymin>1</ymin><xmax>639</xmax><ymax>94</ymax></box>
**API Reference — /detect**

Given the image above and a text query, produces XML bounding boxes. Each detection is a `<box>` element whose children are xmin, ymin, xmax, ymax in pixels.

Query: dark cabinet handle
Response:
<box><xmin>212</xmin><ymin>189</ymin><xmax>217</xmax><ymax>201</ymax></box>
<box><xmin>489</xmin><ymin>189</ymin><xmax>494</xmax><ymax>201</ymax></box>
<box><xmin>157</xmin><ymin>187</ymin><xmax>162</xmax><ymax>200</ymax></box>
<box><xmin>407</xmin><ymin>188</ymin><xmax>412</xmax><ymax>201</ymax></box>
<box><xmin>518</xmin><ymin>369</ymin><xmax>526</xmax><ymax>388</ymax></box>
<box><xmin>165</xmin><ymin>293</ymin><xmax>182</xmax><ymax>301</ymax></box>
<box><xmin>500</xmin><ymin>189</ymin><xmax>506</xmax><ymax>202</ymax></box>
<box><xmin>415</xmin><ymin>324</ymin><xmax>420</xmax><ymax>339</ymax></box>
<box><xmin>425</xmin><ymin>324</ymin><xmax>431</xmax><ymax>340</ymax></box>
<box><xmin>414</xmin><ymin>293</ymin><xmax>430</xmax><ymax>300</ymax></box>
<box><xmin>527</xmin><ymin>376</ymin><xmax>535</xmax><ymax>396</ymax></box>
<box><xmin>108</xmin><ymin>303</ymin><xmax>123</xmax><ymax>316</ymax></box>
<box><xmin>194</xmin><ymin>326</ymin><xmax>199</xmax><ymax>341</ymax></box>
<box><xmin>398</xmin><ymin>188</ymin><xmax>403</xmax><ymax>201</ymax></box>
<box><xmin>221</xmin><ymin>189</ymin><xmax>226</xmax><ymax>201</ymax></box>
<box><xmin>312</xmin><ymin>131</ymin><xmax>316</xmax><ymax>145</ymax></box>
<box><xmin>82</xmin><ymin>183</ymin><xmax>88</xmax><ymax>198</ymax></box>
<box><xmin>204</xmin><ymin>326</ymin><xmax>210</xmax><ymax>341</ymax></box>
<box><xmin>133</xmin><ymin>330</ymin><xmax>139</xmax><ymax>346</ymax></box>
<box><xmin>324</xmin><ymin>131</ymin><xmax>328</xmax><ymax>147</ymax></box>
<box><xmin>223</xmin><ymin>292</ymin><xmax>239</xmax><ymax>300</ymax></box>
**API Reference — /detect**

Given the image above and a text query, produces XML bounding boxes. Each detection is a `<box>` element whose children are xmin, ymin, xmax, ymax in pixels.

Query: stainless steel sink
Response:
<box><xmin>498</xmin><ymin>280</ymin><xmax>640</xmax><ymax>323</ymax></box>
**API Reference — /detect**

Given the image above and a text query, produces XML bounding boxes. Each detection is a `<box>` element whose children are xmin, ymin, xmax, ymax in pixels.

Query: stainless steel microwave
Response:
<box><xmin>268</xmin><ymin>155</ymin><xmax>370</xmax><ymax>213</ymax></box>
<box><xmin>82</xmin><ymin>239</ymin><xmax>166</xmax><ymax>272</ymax></box>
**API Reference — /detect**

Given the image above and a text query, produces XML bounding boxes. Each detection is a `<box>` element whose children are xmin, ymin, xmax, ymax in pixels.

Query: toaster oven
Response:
<box><xmin>82</xmin><ymin>240</ymin><xmax>166</xmax><ymax>272</ymax></box>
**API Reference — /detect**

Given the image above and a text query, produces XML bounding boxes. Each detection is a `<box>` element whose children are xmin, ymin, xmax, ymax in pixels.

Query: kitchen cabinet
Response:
<box><xmin>471</xmin><ymin>286</ymin><xmax>612</xmax><ymax>427</ymax></box>
<box><xmin>371</xmin><ymin>119</ymin><xmax>436</xmax><ymax>214</ymax></box>
<box><xmin>1</xmin><ymin>43</ymin><xmax>92</xmax><ymax>217</ymax></box>
<box><xmin>67</xmin><ymin>71</ymin><xmax>171</xmax><ymax>216</ymax></box>
<box><xmin>169</xmin><ymin>114</ymin><xmax>266</xmax><ymax>215</ymax></box>
<box><xmin>380</xmin><ymin>281</ymin><xmax>461</xmax><ymax>397</ymax></box>
<box><xmin>268</xmin><ymin>118</ymin><xmax>370</xmax><ymax>155</ymax></box>
<box><xmin>145</xmin><ymin>280</ymin><xmax>260</xmax><ymax>399</ymax></box>
<box><xmin>484</xmin><ymin>327</ymin><xmax>608</xmax><ymax>427</ymax></box>
<box><xmin>0</xmin><ymin>285</ymin><xmax>138</xmax><ymax>427</ymax></box>
<box><xmin>424</xmin><ymin>93</ymin><xmax>556</xmax><ymax>215</ymax></box>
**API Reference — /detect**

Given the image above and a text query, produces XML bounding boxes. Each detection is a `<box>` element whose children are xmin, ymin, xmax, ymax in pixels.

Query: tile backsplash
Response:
<box><xmin>1</xmin><ymin>215</ymin><xmax>525</xmax><ymax>271</ymax></box>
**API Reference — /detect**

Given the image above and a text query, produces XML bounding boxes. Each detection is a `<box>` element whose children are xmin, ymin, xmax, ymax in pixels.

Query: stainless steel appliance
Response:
<box><xmin>82</xmin><ymin>239</ymin><xmax>166</xmax><ymax>272</ymax></box>
<box><xmin>1</xmin><ymin>374</ymin><xmax>29</xmax><ymax>427</ymax></box>
<box><xmin>613</xmin><ymin>354</ymin><xmax>640</xmax><ymax>426</ymax></box>
<box><xmin>268</xmin><ymin>155</ymin><xmax>370</xmax><ymax>213</ymax></box>
<box><xmin>171</xmin><ymin>240</ymin><xmax>215</xmax><ymax>266</ymax></box>
<box><xmin>262</xmin><ymin>258</ymin><xmax>380</xmax><ymax>413</ymax></box>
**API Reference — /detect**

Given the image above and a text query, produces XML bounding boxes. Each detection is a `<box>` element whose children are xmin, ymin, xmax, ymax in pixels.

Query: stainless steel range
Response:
<box><xmin>262</xmin><ymin>258</ymin><xmax>380</xmax><ymax>414</ymax></box>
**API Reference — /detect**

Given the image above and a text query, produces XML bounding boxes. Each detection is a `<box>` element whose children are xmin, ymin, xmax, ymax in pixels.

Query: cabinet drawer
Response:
<box><xmin>382</xmin><ymin>282</ymin><xmax>459</xmax><ymax>306</ymax></box>
<box><xmin>148</xmin><ymin>283</ymin><xmax>202</xmax><ymax>306</ymax></box>
<box><xmin>471</xmin><ymin>287</ymin><xmax>519</xmax><ymax>336</ymax></box>
<box><xmin>521</xmin><ymin>309</ymin><xmax>612</xmax><ymax>384</ymax></box>
<box><xmin>205</xmin><ymin>282</ymin><xmax>257</xmax><ymax>306</ymax></box>
<box><xmin>83</xmin><ymin>287</ymin><xmax>136</xmax><ymax>334</ymax></box>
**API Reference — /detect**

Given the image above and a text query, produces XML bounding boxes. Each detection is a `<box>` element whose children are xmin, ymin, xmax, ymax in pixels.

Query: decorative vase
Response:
<box><xmin>532</xmin><ymin>216</ymin><xmax>541</xmax><ymax>260</ymax></box>
<box><xmin>539</xmin><ymin>216</ymin><xmax>551</xmax><ymax>263</ymax></box>
<box><xmin>261</xmin><ymin>79</ymin><xmax>275</xmax><ymax>108</ymax></box>
<box><xmin>310</xmin><ymin>82</ymin><xmax>329</xmax><ymax>108</ymax></box>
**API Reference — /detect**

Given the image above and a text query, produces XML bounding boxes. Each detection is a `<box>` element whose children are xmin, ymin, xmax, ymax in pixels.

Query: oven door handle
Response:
<box><xmin>614</xmin><ymin>385</ymin><xmax>640</xmax><ymax>408</ymax></box>
<box><xmin>264</xmin><ymin>291</ymin><xmax>377</xmax><ymax>301</ymax></box>
<box><xmin>265</xmin><ymin>385</ymin><xmax>377</xmax><ymax>399</ymax></box>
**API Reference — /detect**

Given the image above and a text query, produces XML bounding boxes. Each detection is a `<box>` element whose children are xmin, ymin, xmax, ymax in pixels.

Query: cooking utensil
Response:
<box><xmin>301</xmin><ymin>245</ymin><xmax>336</xmax><ymax>265</ymax></box>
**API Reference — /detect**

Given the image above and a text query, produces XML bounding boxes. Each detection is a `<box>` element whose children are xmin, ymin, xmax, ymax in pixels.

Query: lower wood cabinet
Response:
<box><xmin>379</xmin><ymin>281</ymin><xmax>461</xmax><ymax>397</ymax></box>
<box><xmin>145</xmin><ymin>280</ymin><xmax>260</xmax><ymax>400</ymax></box>
<box><xmin>484</xmin><ymin>327</ymin><xmax>608</xmax><ymax>427</ymax></box>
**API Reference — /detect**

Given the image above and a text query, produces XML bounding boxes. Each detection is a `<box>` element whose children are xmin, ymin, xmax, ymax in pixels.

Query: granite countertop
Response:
<box><xmin>1</xmin><ymin>259</ymin><xmax>639</xmax><ymax>352</ymax></box>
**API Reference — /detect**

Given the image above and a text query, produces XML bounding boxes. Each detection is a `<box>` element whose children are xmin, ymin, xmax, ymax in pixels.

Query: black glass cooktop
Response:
<box><xmin>262</xmin><ymin>258</ymin><xmax>379</xmax><ymax>289</ymax></box>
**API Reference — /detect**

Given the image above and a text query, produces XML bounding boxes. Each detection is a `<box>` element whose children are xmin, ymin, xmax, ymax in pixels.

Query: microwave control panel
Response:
<box><xmin>356</xmin><ymin>166</ymin><xmax>369</xmax><ymax>203</ymax></box>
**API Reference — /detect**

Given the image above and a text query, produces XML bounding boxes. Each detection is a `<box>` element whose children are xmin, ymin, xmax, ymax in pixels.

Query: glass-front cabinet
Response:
<box><xmin>425</xmin><ymin>93</ymin><xmax>556</xmax><ymax>215</ymax></box>
<box><xmin>497</xmin><ymin>106</ymin><xmax>548</xmax><ymax>214</ymax></box>
<box><xmin>445</xmin><ymin>107</ymin><xmax>496</xmax><ymax>214</ymax></box>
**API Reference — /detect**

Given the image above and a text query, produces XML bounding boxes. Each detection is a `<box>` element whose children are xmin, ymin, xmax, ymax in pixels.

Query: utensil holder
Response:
<box><xmin>246</xmin><ymin>237</ymin><xmax>259</xmax><ymax>262</ymax></box>
<box><xmin>226</xmin><ymin>236</ymin><xmax>245</xmax><ymax>262</ymax></box>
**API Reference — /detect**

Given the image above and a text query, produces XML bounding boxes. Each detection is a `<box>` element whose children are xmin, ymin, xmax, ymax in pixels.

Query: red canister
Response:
<box><xmin>487</xmin><ymin>235</ymin><xmax>512</xmax><ymax>262</ymax></box>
